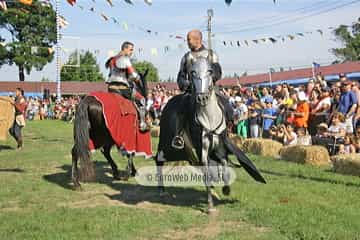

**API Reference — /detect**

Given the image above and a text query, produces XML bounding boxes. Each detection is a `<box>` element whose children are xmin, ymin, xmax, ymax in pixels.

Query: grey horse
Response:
<box><xmin>155</xmin><ymin>57</ymin><xmax>266</xmax><ymax>213</ymax></box>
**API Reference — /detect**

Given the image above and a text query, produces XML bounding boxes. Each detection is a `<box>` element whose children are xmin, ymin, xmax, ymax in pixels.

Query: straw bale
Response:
<box><xmin>33</xmin><ymin>113</ymin><xmax>40</xmax><ymax>121</ymax></box>
<box><xmin>0</xmin><ymin>97</ymin><xmax>15</xmax><ymax>141</ymax></box>
<box><xmin>280</xmin><ymin>145</ymin><xmax>330</xmax><ymax>166</ymax></box>
<box><xmin>331</xmin><ymin>154</ymin><xmax>360</xmax><ymax>176</ymax></box>
<box><xmin>229</xmin><ymin>134</ymin><xmax>245</xmax><ymax>151</ymax></box>
<box><xmin>242</xmin><ymin>138</ymin><xmax>282</xmax><ymax>157</ymax></box>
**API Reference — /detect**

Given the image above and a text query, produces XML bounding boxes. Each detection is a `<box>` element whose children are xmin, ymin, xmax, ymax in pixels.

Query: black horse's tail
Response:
<box><xmin>74</xmin><ymin>97</ymin><xmax>95</xmax><ymax>182</ymax></box>
<box><xmin>222</xmin><ymin>133</ymin><xmax>266</xmax><ymax>184</ymax></box>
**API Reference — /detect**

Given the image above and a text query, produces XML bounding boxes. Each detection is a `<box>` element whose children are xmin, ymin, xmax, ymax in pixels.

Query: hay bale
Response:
<box><xmin>151</xmin><ymin>126</ymin><xmax>160</xmax><ymax>137</ymax></box>
<box><xmin>331</xmin><ymin>154</ymin><xmax>360</xmax><ymax>176</ymax></box>
<box><xmin>242</xmin><ymin>138</ymin><xmax>282</xmax><ymax>157</ymax></box>
<box><xmin>280</xmin><ymin>145</ymin><xmax>330</xmax><ymax>166</ymax></box>
<box><xmin>0</xmin><ymin>97</ymin><xmax>15</xmax><ymax>141</ymax></box>
<box><xmin>33</xmin><ymin>113</ymin><xmax>40</xmax><ymax>121</ymax></box>
<box><xmin>229</xmin><ymin>134</ymin><xmax>245</xmax><ymax>151</ymax></box>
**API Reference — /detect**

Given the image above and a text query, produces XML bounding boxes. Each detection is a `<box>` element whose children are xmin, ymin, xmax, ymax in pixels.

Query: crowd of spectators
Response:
<box><xmin>225</xmin><ymin>73</ymin><xmax>360</xmax><ymax>155</ymax></box>
<box><xmin>140</xmin><ymin>75</ymin><xmax>360</xmax><ymax>155</ymax></box>
<box><xmin>146</xmin><ymin>84</ymin><xmax>180</xmax><ymax>124</ymax></box>
<box><xmin>25</xmin><ymin>96</ymin><xmax>80</xmax><ymax>122</ymax></box>
<box><xmin>10</xmin><ymin>73</ymin><xmax>360</xmax><ymax>155</ymax></box>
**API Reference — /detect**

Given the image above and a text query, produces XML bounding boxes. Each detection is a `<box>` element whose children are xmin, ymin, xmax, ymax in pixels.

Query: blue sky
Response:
<box><xmin>1</xmin><ymin>0</ymin><xmax>360</xmax><ymax>82</ymax></box>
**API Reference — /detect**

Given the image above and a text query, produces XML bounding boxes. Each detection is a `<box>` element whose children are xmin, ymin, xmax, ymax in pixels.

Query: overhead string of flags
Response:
<box><xmin>0</xmin><ymin>0</ymin><xmax>352</xmax><ymax>56</ymax></box>
<box><xmin>217</xmin><ymin>28</ymin><xmax>330</xmax><ymax>48</ymax></box>
<box><xmin>225</xmin><ymin>0</ymin><xmax>276</xmax><ymax>6</ymax></box>
<box><xmin>63</xmin><ymin>0</ymin><xmax>186</xmax><ymax>42</ymax></box>
<box><xmin>60</xmin><ymin>0</ymin><xmax>346</xmax><ymax>52</ymax></box>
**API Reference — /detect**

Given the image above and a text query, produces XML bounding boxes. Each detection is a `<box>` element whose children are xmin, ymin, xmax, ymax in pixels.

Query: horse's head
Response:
<box><xmin>189</xmin><ymin>57</ymin><xmax>214</xmax><ymax>106</ymax></box>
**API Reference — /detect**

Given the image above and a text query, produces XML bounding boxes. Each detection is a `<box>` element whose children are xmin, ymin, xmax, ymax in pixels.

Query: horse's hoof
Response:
<box><xmin>159</xmin><ymin>191</ymin><xmax>176</xmax><ymax>199</ymax></box>
<box><xmin>207</xmin><ymin>208</ymin><xmax>217</xmax><ymax>215</ymax></box>
<box><xmin>73</xmin><ymin>184</ymin><xmax>82</xmax><ymax>191</ymax></box>
<box><xmin>222</xmin><ymin>186</ymin><xmax>231</xmax><ymax>196</ymax></box>
<box><xmin>119</xmin><ymin>176</ymin><xmax>129</xmax><ymax>181</ymax></box>
<box><xmin>159</xmin><ymin>191</ymin><xmax>169</xmax><ymax>198</ymax></box>
<box><xmin>211</xmin><ymin>189</ymin><xmax>221</xmax><ymax>201</ymax></box>
<box><xmin>113</xmin><ymin>175</ymin><xmax>121</xmax><ymax>181</ymax></box>
<box><xmin>130</xmin><ymin>170</ymin><xmax>137</xmax><ymax>177</ymax></box>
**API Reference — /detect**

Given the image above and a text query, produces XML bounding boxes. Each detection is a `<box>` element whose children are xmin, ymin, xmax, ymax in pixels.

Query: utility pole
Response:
<box><xmin>56</xmin><ymin>0</ymin><xmax>61</xmax><ymax>101</ymax></box>
<box><xmin>207</xmin><ymin>9</ymin><xmax>214</xmax><ymax>61</ymax></box>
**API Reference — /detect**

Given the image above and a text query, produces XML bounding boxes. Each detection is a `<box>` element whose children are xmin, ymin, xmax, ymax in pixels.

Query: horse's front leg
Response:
<box><xmin>155</xmin><ymin>153</ymin><xmax>166</xmax><ymax>196</ymax></box>
<box><xmin>127</xmin><ymin>152</ymin><xmax>137</xmax><ymax>177</ymax></box>
<box><xmin>201</xmin><ymin>133</ymin><xmax>216</xmax><ymax>214</ymax></box>
<box><xmin>101</xmin><ymin>145</ymin><xmax>120</xmax><ymax>180</ymax></box>
<box><xmin>221</xmin><ymin>156</ymin><xmax>231</xmax><ymax>196</ymax></box>
<box><xmin>117</xmin><ymin>148</ymin><xmax>136</xmax><ymax>180</ymax></box>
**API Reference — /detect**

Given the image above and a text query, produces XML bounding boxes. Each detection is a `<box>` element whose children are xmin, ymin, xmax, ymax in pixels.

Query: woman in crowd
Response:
<box><xmin>309</xmin><ymin>87</ymin><xmax>332</xmax><ymax>135</ymax></box>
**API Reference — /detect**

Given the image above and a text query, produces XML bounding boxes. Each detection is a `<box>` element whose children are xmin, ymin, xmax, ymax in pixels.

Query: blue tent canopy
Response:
<box><xmin>256</xmin><ymin>72</ymin><xmax>360</xmax><ymax>87</ymax></box>
<box><xmin>0</xmin><ymin>92</ymin><xmax>43</xmax><ymax>99</ymax></box>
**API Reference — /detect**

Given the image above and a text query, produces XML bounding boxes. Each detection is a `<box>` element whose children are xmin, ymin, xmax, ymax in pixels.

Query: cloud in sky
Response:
<box><xmin>0</xmin><ymin>0</ymin><xmax>359</xmax><ymax>82</ymax></box>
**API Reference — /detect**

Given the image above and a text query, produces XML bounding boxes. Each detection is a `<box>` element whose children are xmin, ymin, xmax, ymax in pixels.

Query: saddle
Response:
<box><xmin>88</xmin><ymin>91</ymin><xmax>152</xmax><ymax>157</ymax></box>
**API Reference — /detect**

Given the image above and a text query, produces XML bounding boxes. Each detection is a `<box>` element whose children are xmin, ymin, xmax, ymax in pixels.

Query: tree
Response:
<box><xmin>164</xmin><ymin>76</ymin><xmax>175</xmax><ymax>82</ymax></box>
<box><xmin>41</xmin><ymin>77</ymin><xmax>50</xmax><ymax>82</ymax></box>
<box><xmin>0</xmin><ymin>1</ymin><xmax>56</xmax><ymax>81</ymax></box>
<box><xmin>61</xmin><ymin>50</ymin><xmax>104</xmax><ymax>82</ymax></box>
<box><xmin>332</xmin><ymin>18</ymin><xmax>360</xmax><ymax>62</ymax></box>
<box><xmin>133</xmin><ymin>60</ymin><xmax>159</xmax><ymax>82</ymax></box>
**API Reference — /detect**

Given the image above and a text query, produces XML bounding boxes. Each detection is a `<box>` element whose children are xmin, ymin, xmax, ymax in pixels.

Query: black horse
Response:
<box><xmin>155</xmin><ymin>57</ymin><xmax>266</xmax><ymax>213</ymax></box>
<box><xmin>71</xmin><ymin>71</ymin><xmax>148</xmax><ymax>189</ymax></box>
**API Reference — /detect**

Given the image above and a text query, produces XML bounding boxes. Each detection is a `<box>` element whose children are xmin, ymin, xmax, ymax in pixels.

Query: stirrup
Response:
<box><xmin>139</xmin><ymin>122</ymin><xmax>150</xmax><ymax>132</ymax></box>
<box><xmin>172</xmin><ymin>136</ymin><xmax>185</xmax><ymax>149</ymax></box>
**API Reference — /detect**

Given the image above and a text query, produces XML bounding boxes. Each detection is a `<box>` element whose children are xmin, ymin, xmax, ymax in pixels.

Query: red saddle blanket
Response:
<box><xmin>88</xmin><ymin>92</ymin><xmax>152</xmax><ymax>158</ymax></box>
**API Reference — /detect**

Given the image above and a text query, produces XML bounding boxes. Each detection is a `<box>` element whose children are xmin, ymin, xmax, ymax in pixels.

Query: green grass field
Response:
<box><xmin>1</xmin><ymin>120</ymin><xmax>360</xmax><ymax>240</ymax></box>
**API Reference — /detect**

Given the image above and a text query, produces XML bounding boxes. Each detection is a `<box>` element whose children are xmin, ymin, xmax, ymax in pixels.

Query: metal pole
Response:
<box><xmin>269</xmin><ymin>70</ymin><xmax>272</xmax><ymax>88</ymax></box>
<box><xmin>56</xmin><ymin>0</ymin><xmax>61</xmax><ymax>101</ymax></box>
<box><xmin>207</xmin><ymin>9</ymin><xmax>213</xmax><ymax>61</ymax></box>
<box><xmin>207</xmin><ymin>13</ymin><xmax>212</xmax><ymax>51</ymax></box>
<box><xmin>311</xmin><ymin>63</ymin><xmax>315</xmax><ymax>79</ymax></box>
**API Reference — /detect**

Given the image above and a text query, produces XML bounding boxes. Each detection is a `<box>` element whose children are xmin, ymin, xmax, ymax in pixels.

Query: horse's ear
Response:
<box><xmin>105</xmin><ymin>57</ymin><xmax>112</xmax><ymax>69</ymax></box>
<box><xmin>143</xmin><ymin>68</ymin><xmax>149</xmax><ymax>79</ymax></box>
<box><xmin>139</xmin><ymin>69</ymin><xmax>149</xmax><ymax>81</ymax></box>
<box><xmin>207</xmin><ymin>50</ymin><xmax>214</xmax><ymax>62</ymax></box>
<box><xmin>138</xmin><ymin>69</ymin><xmax>149</xmax><ymax>98</ymax></box>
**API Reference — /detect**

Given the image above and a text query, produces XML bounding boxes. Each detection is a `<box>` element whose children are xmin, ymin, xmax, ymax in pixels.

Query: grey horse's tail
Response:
<box><xmin>222</xmin><ymin>133</ymin><xmax>266</xmax><ymax>183</ymax></box>
<box><xmin>74</xmin><ymin>97</ymin><xmax>95</xmax><ymax>182</ymax></box>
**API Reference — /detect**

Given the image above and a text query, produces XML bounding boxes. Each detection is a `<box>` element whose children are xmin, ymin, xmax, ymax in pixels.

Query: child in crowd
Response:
<box><xmin>338</xmin><ymin>135</ymin><xmax>356</xmax><ymax>154</ymax></box>
<box><xmin>282</xmin><ymin>124</ymin><xmax>297</xmax><ymax>146</ymax></box>
<box><xmin>296</xmin><ymin>127</ymin><xmax>311</xmax><ymax>145</ymax></box>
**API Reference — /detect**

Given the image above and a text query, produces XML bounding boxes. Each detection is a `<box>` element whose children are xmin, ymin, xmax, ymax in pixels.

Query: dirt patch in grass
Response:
<box><xmin>159</xmin><ymin>214</ymin><xmax>270</xmax><ymax>240</ymax></box>
<box><xmin>58</xmin><ymin>187</ymin><xmax>167</xmax><ymax>213</ymax></box>
<box><xmin>223</xmin><ymin>220</ymin><xmax>270</xmax><ymax>233</ymax></box>
<box><xmin>161</xmin><ymin>215</ymin><xmax>221</xmax><ymax>240</ymax></box>
<box><xmin>0</xmin><ymin>206</ymin><xmax>22</xmax><ymax>212</ymax></box>
<box><xmin>0</xmin><ymin>201</ymin><xmax>22</xmax><ymax>213</ymax></box>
